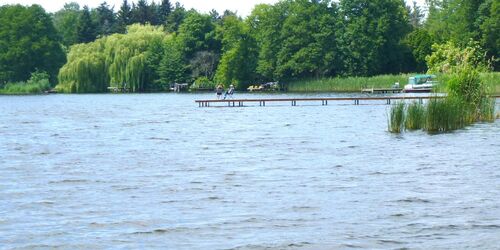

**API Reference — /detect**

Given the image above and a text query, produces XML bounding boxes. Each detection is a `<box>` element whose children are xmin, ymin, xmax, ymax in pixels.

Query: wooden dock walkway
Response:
<box><xmin>196</xmin><ymin>95</ymin><xmax>500</xmax><ymax>107</ymax></box>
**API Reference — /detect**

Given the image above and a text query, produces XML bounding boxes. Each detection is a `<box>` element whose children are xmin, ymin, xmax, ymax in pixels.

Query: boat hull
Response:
<box><xmin>403</xmin><ymin>88</ymin><xmax>432</xmax><ymax>93</ymax></box>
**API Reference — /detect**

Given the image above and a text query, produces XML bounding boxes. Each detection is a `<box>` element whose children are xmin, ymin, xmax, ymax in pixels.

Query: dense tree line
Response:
<box><xmin>0</xmin><ymin>5</ymin><xmax>65</xmax><ymax>84</ymax></box>
<box><xmin>0</xmin><ymin>0</ymin><xmax>498</xmax><ymax>92</ymax></box>
<box><xmin>53</xmin><ymin>0</ymin><xmax>175</xmax><ymax>46</ymax></box>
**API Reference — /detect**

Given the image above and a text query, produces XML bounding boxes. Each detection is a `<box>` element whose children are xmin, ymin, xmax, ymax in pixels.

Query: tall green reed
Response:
<box><xmin>405</xmin><ymin>101</ymin><xmax>425</xmax><ymax>130</ymax></box>
<box><xmin>388</xmin><ymin>102</ymin><xmax>406</xmax><ymax>133</ymax></box>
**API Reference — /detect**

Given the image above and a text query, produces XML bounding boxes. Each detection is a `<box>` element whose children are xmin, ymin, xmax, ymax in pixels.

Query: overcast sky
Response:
<box><xmin>2</xmin><ymin>0</ymin><xmax>427</xmax><ymax>16</ymax></box>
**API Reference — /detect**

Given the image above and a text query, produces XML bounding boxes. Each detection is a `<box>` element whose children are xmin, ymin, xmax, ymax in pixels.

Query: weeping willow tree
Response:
<box><xmin>57</xmin><ymin>24</ymin><xmax>169</xmax><ymax>93</ymax></box>
<box><xmin>105</xmin><ymin>24</ymin><xmax>167</xmax><ymax>92</ymax></box>
<box><xmin>57</xmin><ymin>40</ymin><xmax>108</xmax><ymax>93</ymax></box>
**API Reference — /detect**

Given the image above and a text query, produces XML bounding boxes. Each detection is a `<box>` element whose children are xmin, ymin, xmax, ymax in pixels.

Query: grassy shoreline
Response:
<box><xmin>2</xmin><ymin>72</ymin><xmax>499</xmax><ymax>95</ymax></box>
<box><xmin>287</xmin><ymin>72</ymin><xmax>500</xmax><ymax>94</ymax></box>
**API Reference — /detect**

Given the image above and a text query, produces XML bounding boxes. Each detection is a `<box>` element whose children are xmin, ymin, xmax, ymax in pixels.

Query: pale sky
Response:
<box><xmin>1</xmin><ymin>0</ymin><xmax>427</xmax><ymax>16</ymax></box>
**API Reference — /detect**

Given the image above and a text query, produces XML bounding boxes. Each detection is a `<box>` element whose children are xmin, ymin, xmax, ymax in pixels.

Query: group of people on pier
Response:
<box><xmin>216</xmin><ymin>84</ymin><xmax>235</xmax><ymax>100</ymax></box>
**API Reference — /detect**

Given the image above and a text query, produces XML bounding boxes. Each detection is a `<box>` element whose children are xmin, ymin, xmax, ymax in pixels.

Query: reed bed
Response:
<box><xmin>435</xmin><ymin>72</ymin><xmax>500</xmax><ymax>94</ymax></box>
<box><xmin>405</xmin><ymin>101</ymin><xmax>425</xmax><ymax>130</ymax></box>
<box><xmin>424</xmin><ymin>97</ymin><xmax>470</xmax><ymax>132</ymax></box>
<box><xmin>389</xmin><ymin>96</ymin><xmax>496</xmax><ymax>133</ymax></box>
<box><xmin>388</xmin><ymin>102</ymin><xmax>406</xmax><ymax>133</ymax></box>
<box><xmin>288</xmin><ymin>74</ymin><xmax>410</xmax><ymax>92</ymax></box>
<box><xmin>0</xmin><ymin>75</ymin><xmax>50</xmax><ymax>95</ymax></box>
<box><xmin>389</xmin><ymin>66</ymin><xmax>497</xmax><ymax>133</ymax></box>
<box><xmin>288</xmin><ymin>72</ymin><xmax>499</xmax><ymax>93</ymax></box>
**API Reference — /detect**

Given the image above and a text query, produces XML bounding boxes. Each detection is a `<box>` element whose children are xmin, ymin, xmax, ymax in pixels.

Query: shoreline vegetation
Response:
<box><xmin>2</xmin><ymin>0</ymin><xmax>499</xmax><ymax>96</ymax></box>
<box><xmin>0</xmin><ymin>71</ymin><xmax>51</xmax><ymax>95</ymax></box>
<box><xmin>287</xmin><ymin>72</ymin><xmax>499</xmax><ymax>93</ymax></box>
<box><xmin>0</xmin><ymin>72</ymin><xmax>500</xmax><ymax>95</ymax></box>
<box><xmin>389</xmin><ymin>64</ymin><xmax>498</xmax><ymax>133</ymax></box>
<box><xmin>0</xmin><ymin>0</ymin><xmax>498</xmax><ymax>129</ymax></box>
<box><xmin>1</xmin><ymin>72</ymin><xmax>499</xmax><ymax>95</ymax></box>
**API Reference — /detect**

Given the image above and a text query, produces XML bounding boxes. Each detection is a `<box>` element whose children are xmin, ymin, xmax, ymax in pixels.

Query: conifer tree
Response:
<box><xmin>117</xmin><ymin>0</ymin><xmax>132</xmax><ymax>32</ymax></box>
<box><xmin>76</xmin><ymin>6</ymin><xmax>96</xmax><ymax>43</ymax></box>
<box><xmin>159</xmin><ymin>0</ymin><xmax>172</xmax><ymax>24</ymax></box>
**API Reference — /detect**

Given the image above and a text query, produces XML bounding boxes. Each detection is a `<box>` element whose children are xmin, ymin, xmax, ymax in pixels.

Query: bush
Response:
<box><xmin>0</xmin><ymin>71</ymin><xmax>50</xmax><ymax>94</ymax></box>
<box><xmin>426</xmin><ymin>41</ymin><xmax>489</xmax><ymax>74</ymax></box>
<box><xmin>190</xmin><ymin>76</ymin><xmax>216</xmax><ymax>91</ymax></box>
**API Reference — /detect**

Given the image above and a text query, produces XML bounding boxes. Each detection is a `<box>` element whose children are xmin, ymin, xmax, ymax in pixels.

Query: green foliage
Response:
<box><xmin>426</xmin><ymin>41</ymin><xmax>489</xmax><ymax>74</ymax></box>
<box><xmin>190</xmin><ymin>76</ymin><xmax>215</xmax><ymax>91</ymax></box>
<box><xmin>164</xmin><ymin>3</ymin><xmax>187</xmax><ymax>33</ymax></box>
<box><xmin>249</xmin><ymin>0</ymin><xmax>344</xmax><ymax>80</ymax></box>
<box><xmin>116</xmin><ymin>0</ymin><xmax>132</xmax><ymax>33</ymax></box>
<box><xmin>158</xmin><ymin>12</ymin><xmax>221</xmax><ymax>85</ymax></box>
<box><xmin>190</xmin><ymin>51</ymin><xmax>219</xmax><ymax>80</ymax></box>
<box><xmin>0</xmin><ymin>71</ymin><xmax>50</xmax><ymax>94</ymax></box>
<box><xmin>177</xmin><ymin>12</ymin><xmax>219</xmax><ymax>58</ymax></box>
<box><xmin>403</xmin><ymin>29</ymin><xmax>434</xmax><ymax>72</ymax></box>
<box><xmin>288</xmin><ymin>74</ymin><xmax>410</xmax><ymax>92</ymax></box>
<box><xmin>214</xmin><ymin>15</ymin><xmax>258</xmax><ymax>89</ymax></box>
<box><xmin>0</xmin><ymin>4</ymin><xmax>66</xmax><ymax>83</ymax></box>
<box><xmin>248</xmin><ymin>3</ymin><xmax>288</xmax><ymax>80</ymax></box>
<box><xmin>132</xmin><ymin>0</ymin><xmax>153</xmax><ymax>24</ymax></box>
<box><xmin>276</xmin><ymin>0</ymin><xmax>342</xmax><ymax>79</ymax></box>
<box><xmin>478</xmin><ymin>97</ymin><xmax>496</xmax><ymax>122</ymax></box>
<box><xmin>447</xmin><ymin>66</ymin><xmax>487</xmax><ymax>108</ymax></box>
<box><xmin>76</xmin><ymin>6</ymin><xmax>96</xmax><ymax>43</ymax></box>
<box><xmin>388</xmin><ymin>102</ymin><xmax>405</xmax><ymax>133</ymax></box>
<box><xmin>3</xmin><ymin>0</ymin><xmax>499</xmax><ymax>94</ymax></box>
<box><xmin>405</xmin><ymin>101</ymin><xmax>425</xmax><ymax>130</ymax></box>
<box><xmin>389</xmin><ymin>67</ymin><xmax>496</xmax><ymax>133</ymax></box>
<box><xmin>157</xmin><ymin>38</ymin><xmax>189</xmax><ymax>84</ymax></box>
<box><xmin>57</xmin><ymin>24</ymin><xmax>168</xmax><ymax>93</ymax></box>
<box><xmin>479</xmin><ymin>0</ymin><xmax>499</xmax><ymax>70</ymax></box>
<box><xmin>478</xmin><ymin>72</ymin><xmax>500</xmax><ymax>94</ymax></box>
<box><xmin>53</xmin><ymin>2</ymin><xmax>81</xmax><ymax>47</ymax></box>
<box><xmin>425</xmin><ymin>0</ymin><xmax>498</xmax><ymax>69</ymax></box>
<box><xmin>424</xmin><ymin>97</ymin><xmax>471</xmax><ymax>132</ymax></box>
<box><xmin>57</xmin><ymin>40</ymin><xmax>107</xmax><ymax>93</ymax></box>
<box><xmin>159</xmin><ymin>0</ymin><xmax>173</xmax><ymax>24</ymax></box>
<box><xmin>340</xmin><ymin>0</ymin><xmax>411</xmax><ymax>76</ymax></box>
<box><xmin>93</xmin><ymin>2</ymin><xmax>118</xmax><ymax>37</ymax></box>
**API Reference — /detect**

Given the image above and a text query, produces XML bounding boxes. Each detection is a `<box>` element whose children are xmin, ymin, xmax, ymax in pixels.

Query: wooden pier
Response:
<box><xmin>196</xmin><ymin>95</ymin><xmax>500</xmax><ymax>107</ymax></box>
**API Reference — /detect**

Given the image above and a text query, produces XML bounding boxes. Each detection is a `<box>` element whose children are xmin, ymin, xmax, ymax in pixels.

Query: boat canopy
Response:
<box><xmin>408</xmin><ymin>74</ymin><xmax>437</xmax><ymax>85</ymax></box>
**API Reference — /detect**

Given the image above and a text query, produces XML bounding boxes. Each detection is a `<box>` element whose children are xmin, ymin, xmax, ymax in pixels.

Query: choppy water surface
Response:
<box><xmin>1</xmin><ymin>93</ymin><xmax>499</xmax><ymax>249</ymax></box>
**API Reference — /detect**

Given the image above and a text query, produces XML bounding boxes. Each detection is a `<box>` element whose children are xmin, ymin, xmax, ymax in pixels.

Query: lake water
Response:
<box><xmin>1</xmin><ymin>93</ymin><xmax>499</xmax><ymax>249</ymax></box>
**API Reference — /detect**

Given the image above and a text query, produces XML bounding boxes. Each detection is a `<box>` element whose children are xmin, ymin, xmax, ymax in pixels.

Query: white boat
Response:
<box><xmin>403</xmin><ymin>75</ymin><xmax>438</xmax><ymax>93</ymax></box>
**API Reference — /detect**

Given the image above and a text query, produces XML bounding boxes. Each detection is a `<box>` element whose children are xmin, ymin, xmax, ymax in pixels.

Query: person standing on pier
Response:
<box><xmin>216</xmin><ymin>84</ymin><xmax>224</xmax><ymax>99</ymax></box>
<box><xmin>224</xmin><ymin>84</ymin><xmax>235</xmax><ymax>99</ymax></box>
